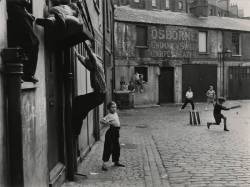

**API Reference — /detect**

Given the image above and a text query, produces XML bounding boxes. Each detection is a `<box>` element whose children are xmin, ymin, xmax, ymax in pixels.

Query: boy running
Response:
<box><xmin>207</xmin><ymin>97</ymin><xmax>230</xmax><ymax>131</ymax></box>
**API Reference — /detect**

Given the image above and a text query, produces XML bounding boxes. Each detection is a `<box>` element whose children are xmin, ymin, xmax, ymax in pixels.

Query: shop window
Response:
<box><xmin>135</xmin><ymin>67</ymin><xmax>148</xmax><ymax>82</ymax></box>
<box><xmin>136</xmin><ymin>25</ymin><xmax>148</xmax><ymax>47</ymax></box>
<box><xmin>232</xmin><ymin>32</ymin><xmax>240</xmax><ymax>55</ymax></box>
<box><xmin>198</xmin><ymin>31</ymin><xmax>207</xmax><ymax>53</ymax></box>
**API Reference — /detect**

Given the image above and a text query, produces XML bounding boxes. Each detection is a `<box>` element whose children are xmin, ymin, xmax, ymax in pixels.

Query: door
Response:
<box><xmin>159</xmin><ymin>67</ymin><xmax>174</xmax><ymax>103</ymax></box>
<box><xmin>182</xmin><ymin>64</ymin><xmax>217</xmax><ymax>102</ymax></box>
<box><xmin>46</xmin><ymin>51</ymin><xmax>64</xmax><ymax>179</ymax></box>
<box><xmin>229</xmin><ymin>66</ymin><xmax>250</xmax><ymax>100</ymax></box>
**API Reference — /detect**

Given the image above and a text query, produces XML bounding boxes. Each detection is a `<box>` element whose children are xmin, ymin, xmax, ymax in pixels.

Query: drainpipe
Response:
<box><xmin>64</xmin><ymin>48</ymin><xmax>75</xmax><ymax>181</ymax></box>
<box><xmin>1</xmin><ymin>48</ymin><xmax>24</xmax><ymax>187</ymax></box>
<box><xmin>103</xmin><ymin>0</ymin><xmax>107</xmax><ymax>109</ymax></box>
<box><xmin>112</xmin><ymin>2</ymin><xmax>116</xmax><ymax>99</ymax></box>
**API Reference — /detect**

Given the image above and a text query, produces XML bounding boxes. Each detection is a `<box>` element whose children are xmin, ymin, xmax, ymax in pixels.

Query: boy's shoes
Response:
<box><xmin>102</xmin><ymin>165</ymin><xmax>108</xmax><ymax>171</ymax></box>
<box><xmin>207</xmin><ymin>122</ymin><xmax>211</xmax><ymax>129</ymax></box>
<box><xmin>114</xmin><ymin>162</ymin><xmax>125</xmax><ymax>167</ymax></box>
<box><xmin>224</xmin><ymin>128</ymin><xmax>229</xmax><ymax>131</ymax></box>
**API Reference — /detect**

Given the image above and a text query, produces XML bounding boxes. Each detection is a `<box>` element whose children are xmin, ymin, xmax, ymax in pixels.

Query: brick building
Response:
<box><xmin>114</xmin><ymin>3</ymin><xmax>250</xmax><ymax>107</ymax></box>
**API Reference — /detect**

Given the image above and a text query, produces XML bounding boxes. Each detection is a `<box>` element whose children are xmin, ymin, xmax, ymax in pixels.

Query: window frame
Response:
<box><xmin>136</xmin><ymin>25</ymin><xmax>148</xmax><ymax>48</ymax></box>
<box><xmin>198</xmin><ymin>31</ymin><xmax>208</xmax><ymax>54</ymax></box>
<box><xmin>134</xmin><ymin>66</ymin><xmax>148</xmax><ymax>82</ymax></box>
<box><xmin>232</xmin><ymin>32</ymin><xmax>241</xmax><ymax>56</ymax></box>
<box><xmin>93</xmin><ymin>0</ymin><xmax>100</xmax><ymax>14</ymax></box>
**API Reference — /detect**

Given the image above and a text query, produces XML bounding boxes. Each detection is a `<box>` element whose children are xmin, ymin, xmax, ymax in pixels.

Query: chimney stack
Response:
<box><xmin>190</xmin><ymin>0</ymin><xmax>208</xmax><ymax>17</ymax></box>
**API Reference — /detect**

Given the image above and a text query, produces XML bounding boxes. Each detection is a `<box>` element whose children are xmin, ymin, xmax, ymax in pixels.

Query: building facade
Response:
<box><xmin>114</xmin><ymin>5</ymin><xmax>250</xmax><ymax>107</ymax></box>
<box><xmin>114</xmin><ymin>0</ymin><xmax>241</xmax><ymax>17</ymax></box>
<box><xmin>0</xmin><ymin>0</ymin><xmax>114</xmax><ymax>186</ymax></box>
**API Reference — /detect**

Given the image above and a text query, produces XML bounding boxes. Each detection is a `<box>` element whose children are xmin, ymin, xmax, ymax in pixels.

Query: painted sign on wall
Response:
<box><xmin>149</xmin><ymin>26</ymin><xmax>198</xmax><ymax>58</ymax></box>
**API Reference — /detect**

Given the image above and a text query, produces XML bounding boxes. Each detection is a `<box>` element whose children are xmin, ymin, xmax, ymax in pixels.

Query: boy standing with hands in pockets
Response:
<box><xmin>100</xmin><ymin>101</ymin><xmax>125</xmax><ymax>171</ymax></box>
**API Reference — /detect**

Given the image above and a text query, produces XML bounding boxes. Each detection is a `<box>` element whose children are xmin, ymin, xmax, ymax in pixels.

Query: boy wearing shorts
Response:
<box><xmin>207</xmin><ymin>97</ymin><xmax>230</xmax><ymax>131</ymax></box>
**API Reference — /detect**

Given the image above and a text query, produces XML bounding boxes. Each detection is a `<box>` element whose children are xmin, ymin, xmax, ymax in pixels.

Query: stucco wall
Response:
<box><xmin>0</xmin><ymin>0</ymin><xmax>8</xmax><ymax>186</ymax></box>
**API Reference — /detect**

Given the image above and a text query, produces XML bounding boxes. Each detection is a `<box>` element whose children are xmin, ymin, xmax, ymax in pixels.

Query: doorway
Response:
<box><xmin>159</xmin><ymin>67</ymin><xmax>174</xmax><ymax>103</ymax></box>
<box><xmin>46</xmin><ymin>51</ymin><xmax>65</xmax><ymax>184</ymax></box>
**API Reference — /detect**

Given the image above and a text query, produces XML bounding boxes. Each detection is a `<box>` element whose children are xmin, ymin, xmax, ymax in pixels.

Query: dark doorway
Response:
<box><xmin>159</xmin><ymin>67</ymin><xmax>174</xmax><ymax>103</ymax></box>
<box><xmin>229</xmin><ymin>66</ymin><xmax>250</xmax><ymax>100</ymax></box>
<box><xmin>46</xmin><ymin>50</ymin><xmax>65</xmax><ymax>182</ymax></box>
<box><xmin>182</xmin><ymin>64</ymin><xmax>217</xmax><ymax>102</ymax></box>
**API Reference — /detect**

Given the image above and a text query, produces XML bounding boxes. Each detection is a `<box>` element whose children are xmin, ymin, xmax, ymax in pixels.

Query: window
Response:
<box><xmin>210</xmin><ymin>9</ymin><xmax>213</xmax><ymax>16</ymax></box>
<box><xmin>232</xmin><ymin>32</ymin><xmax>240</xmax><ymax>55</ymax></box>
<box><xmin>198</xmin><ymin>31</ymin><xmax>207</xmax><ymax>53</ymax></box>
<box><xmin>165</xmin><ymin>0</ymin><xmax>169</xmax><ymax>9</ymax></box>
<box><xmin>136</xmin><ymin>26</ymin><xmax>148</xmax><ymax>47</ymax></box>
<box><xmin>135</xmin><ymin>67</ymin><xmax>148</xmax><ymax>82</ymax></box>
<box><xmin>134</xmin><ymin>0</ymin><xmax>140</xmax><ymax>2</ymax></box>
<box><xmin>95</xmin><ymin>0</ymin><xmax>99</xmax><ymax>7</ymax></box>
<box><xmin>152</xmin><ymin>0</ymin><xmax>156</xmax><ymax>7</ymax></box>
<box><xmin>93</xmin><ymin>0</ymin><xmax>100</xmax><ymax>13</ymax></box>
<box><xmin>25</xmin><ymin>0</ymin><xmax>33</xmax><ymax>13</ymax></box>
<box><xmin>178</xmin><ymin>1</ymin><xmax>183</xmax><ymax>10</ymax></box>
<box><xmin>106</xmin><ymin>0</ymin><xmax>110</xmax><ymax>32</ymax></box>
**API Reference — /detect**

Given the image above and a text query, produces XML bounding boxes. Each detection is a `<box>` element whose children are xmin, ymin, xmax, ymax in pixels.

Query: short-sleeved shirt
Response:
<box><xmin>185</xmin><ymin>91</ymin><xmax>193</xmax><ymax>99</ymax></box>
<box><xmin>102</xmin><ymin>112</ymin><xmax>120</xmax><ymax>127</ymax></box>
<box><xmin>207</xmin><ymin>90</ymin><xmax>216</xmax><ymax>99</ymax></box>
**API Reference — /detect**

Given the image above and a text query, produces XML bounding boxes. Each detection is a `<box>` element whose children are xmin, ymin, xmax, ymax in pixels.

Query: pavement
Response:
<box><xmin>63</xmin><ymin>100</ymin><xmax>250</xmax><ymax>187</ymax></box>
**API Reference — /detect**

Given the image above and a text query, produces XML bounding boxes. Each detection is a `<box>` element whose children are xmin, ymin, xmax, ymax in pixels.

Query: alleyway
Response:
<box><xmin>63</xmin><ymin>100</ymin><xmax>250</xmax><ymax>187</ymax></box>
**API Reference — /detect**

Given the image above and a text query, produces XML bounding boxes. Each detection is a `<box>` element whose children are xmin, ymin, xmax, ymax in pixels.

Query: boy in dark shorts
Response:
<box><xmin>207</xmin><ymin>97</ymin><xmax>230</xmax><ymax>131</ymax></box>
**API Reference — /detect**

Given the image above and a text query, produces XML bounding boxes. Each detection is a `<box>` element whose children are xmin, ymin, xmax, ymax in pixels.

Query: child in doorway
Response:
<box><xmin>205</xmin><ymin>85</ymin><xmax>216</xmax><ymax>110</ymax></box>
<box><xmin>207</xmin><ymin>97</ymin><xmax>230</xmax><ymax>131</ymax></box>
<box><xmin>180</xmin><ymin>86</ymin><xmax>195</xmax><ymax>111</ymax></box>
<box><xmin>100</xmin><ymin>101</ymin><xmax>125</xmax><ymax>171</ymax></box>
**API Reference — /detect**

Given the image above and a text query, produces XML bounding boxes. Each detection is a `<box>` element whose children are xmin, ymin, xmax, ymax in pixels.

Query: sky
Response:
<box><xmin>231</xmin><ymin>0</ymin><xmax>250</xmax><ymax>17</ymax></box>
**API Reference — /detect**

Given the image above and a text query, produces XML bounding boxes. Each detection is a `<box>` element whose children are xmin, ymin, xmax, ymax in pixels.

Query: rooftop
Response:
<box><xmin>115</xmin><ymin>6</ymin><xmax>250</xmax><ymax>32</ymax></box>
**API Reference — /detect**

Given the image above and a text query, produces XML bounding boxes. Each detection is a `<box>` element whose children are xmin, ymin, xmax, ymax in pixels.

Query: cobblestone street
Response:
<box><xmin>63</xmin><ymin>100</ymin><xmax>250</xmax><ymax>187</ymax></box>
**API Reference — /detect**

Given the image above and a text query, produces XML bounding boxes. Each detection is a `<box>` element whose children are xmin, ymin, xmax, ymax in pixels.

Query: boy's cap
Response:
<box><xmin>218</xmin><ymin>97</ymin><xmax>226</xmax><ymax>102</ymax></box>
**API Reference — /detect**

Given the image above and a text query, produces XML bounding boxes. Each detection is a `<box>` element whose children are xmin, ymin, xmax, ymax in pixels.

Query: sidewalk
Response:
<box><xmin>62</xmin><ymin>113</ymin><xmax>171</xmax><ymax>187</ymax></box>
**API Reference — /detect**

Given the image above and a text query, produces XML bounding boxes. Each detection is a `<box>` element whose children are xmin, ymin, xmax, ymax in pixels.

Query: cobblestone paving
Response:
<box><xmin>63</xmin><ymin>100</ymin><xmax>250</xmax><ymax>187</ymax></box>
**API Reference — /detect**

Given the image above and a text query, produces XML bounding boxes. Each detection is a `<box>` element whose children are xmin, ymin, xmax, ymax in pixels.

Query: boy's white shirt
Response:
<box><xmin>186</xmin><ymin>91</ymin><xmax>193</xmax><ymax>99</ymax></box>
<box><xmin>101</xmin><ymin>112</ymin><xmax>120</xmax><ymax>127</ymax></box>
